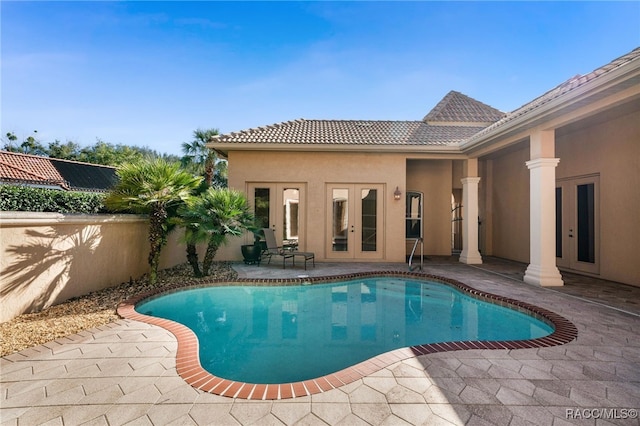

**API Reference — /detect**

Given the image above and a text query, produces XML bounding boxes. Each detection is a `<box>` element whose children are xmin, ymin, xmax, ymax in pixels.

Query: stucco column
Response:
<box><xmin>460</xmin><ymin>176</ymin><xmax>482</xmax><ymax>264</ymax></box>
<box><xmin>524</xmin><ymin>157</ymin><xmax>564</xmax><ymax>287</ymax></box>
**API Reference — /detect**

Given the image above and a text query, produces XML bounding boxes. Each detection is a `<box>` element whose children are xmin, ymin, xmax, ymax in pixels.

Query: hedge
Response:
<box><xmin>0</xmin><ymin>185</ymin><xmax>108</xmax><ymax>213</ymax></box>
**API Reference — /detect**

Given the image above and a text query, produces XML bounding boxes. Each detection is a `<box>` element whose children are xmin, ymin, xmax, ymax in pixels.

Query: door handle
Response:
<box><xmin>568</xmin><ymin>228</ymin><xmax>573</xmax><ymax>238</ymax></box>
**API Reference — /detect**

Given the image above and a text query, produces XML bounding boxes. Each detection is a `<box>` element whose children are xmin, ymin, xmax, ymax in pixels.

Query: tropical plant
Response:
<box><xmin>176</xmin><ymin>187</ymin><xmax>254</xmax><ymax>276</ymax></box>
<box><xmin>170</xmin><ymin>181</ymin><xmax>209</xmax><ymax>277</ymax></box>
<box><xmin>104</xmin><ymin>159</ymin><xmax>202</xmax><ymax>284</ymax></box>
<box><xmin>181</xmin><ymin>128</ymin><xmax>227</xmax><ymax>187</ymax></box>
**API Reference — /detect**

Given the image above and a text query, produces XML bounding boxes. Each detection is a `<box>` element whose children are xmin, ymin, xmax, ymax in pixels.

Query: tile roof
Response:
<box><xmin>212</xmin><ymin>47</ymin><xmax>639</xmax><ymax>151</ymax></box>
<box><xmin>0</xmin><ymin>151</ymin><xmax>67</xmax><ymax>188</ymax></box>
<box><xmin>0</xmin><ymin>150</ymin><xmax>117</xmax><ymax>191</ymax></box>
<box><xmin>422</xmin><ymin>90</ymin><xmax>505</xmax><ymax>124</ymax></box>
<box><xmin>213</xmin><ymin>90</ymin><xmax>501</xmax><ymax>148</ymax></box>
<box><xmin>214</xmin><ymin>119</ymin><xmax>486</xmax><ymax>147</ymax></box>
<box><xmin>465</xmin><ymin>47</ymin><xmax>640</xmax><ymax>145</ymax></box>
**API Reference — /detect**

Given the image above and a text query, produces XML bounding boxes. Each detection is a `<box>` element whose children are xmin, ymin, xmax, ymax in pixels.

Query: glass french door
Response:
<box><xmin>249</xmin><ymin>183</ymin><xmax>306</xmax><ymax>249</ymax></box>
<box><xmin>326</xmin><ymin>184</ymin><xmax>384</xmax><ymax>259</ymax></box>
<box><xmin>556</xmin><ymin>175</ymin><xmax>599</xmax><ymax>274</ymax></box>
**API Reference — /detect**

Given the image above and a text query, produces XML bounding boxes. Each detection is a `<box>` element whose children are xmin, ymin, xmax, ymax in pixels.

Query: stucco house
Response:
<box><xmin>208</xmin><ymin>47</ymin><xmax>640</xmax><ymax>288</ymax></box>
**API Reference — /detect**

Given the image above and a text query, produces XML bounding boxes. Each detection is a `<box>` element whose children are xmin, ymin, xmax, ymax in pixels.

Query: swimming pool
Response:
<box><xmin>118</xmin><ymin>272</ymin><xmax>577</xmax><ymax>399</ymax></box>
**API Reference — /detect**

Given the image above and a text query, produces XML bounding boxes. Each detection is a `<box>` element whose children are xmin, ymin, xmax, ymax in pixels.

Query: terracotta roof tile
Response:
<box><xmin>0</xmin><ymin>151</ymin><xmax>117</xmax><ymax>191</ymax></box>
<box><xmin>212</xmin><ymin>47</ymin><xmax>639</xmax><ymax>150</ymax></box>
<box><xmin>423</xmin><ymin>90</ymin><xmax>505</xmax><ymax>124</ymax></box>
<box><xmin>214</xmin><ymin>119</ymin><xmax>485</xmax><ymax>146</ymax></box>
<box><xmin>0</xmin><ymin>151</ymin><xmax>67</xmax><ymax>187</ymax></box>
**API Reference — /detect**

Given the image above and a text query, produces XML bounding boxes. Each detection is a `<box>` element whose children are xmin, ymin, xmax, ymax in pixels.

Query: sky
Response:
<box><xmin>2</xmin><ymin>1</ymin><xmax>639</xmax><ymax>157</ymax></box>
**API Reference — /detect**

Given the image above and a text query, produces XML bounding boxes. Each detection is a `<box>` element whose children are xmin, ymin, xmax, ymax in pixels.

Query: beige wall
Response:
<box><xmin>406</xmin><ymin>160</ymin><xmax>453</xmax><ymax>255</ymax></box>
<box><xmin>481</xmin><ymin>144</ymin><xmax>531</xmax><ymax>263</ymax></box>
<box><xmin>555</xmin><ymin>109</ymin><xmax>640</xmax><ymax>285</ymax></box>
<box><xmin>218</xmin><ymin>103</ymin><xmax>639</xmax><ymax>287</ymax></box>
<box><xmin>0</xmin><ymin>213</ymin><xmax>193</xmax><ymax>322</ymax></box>
<box><xmin>220</xmin><ymin>151</ymin><xmax>408</xmax><ymax>262</ymax></box>
<box><xmin>479</xmin><ymin>108</ymin><xmax>639</xmax><ymax>286</ymax></box>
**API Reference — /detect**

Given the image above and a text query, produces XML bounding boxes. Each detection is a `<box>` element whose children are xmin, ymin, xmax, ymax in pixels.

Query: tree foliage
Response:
<box><xmin>181</xmin><ymin>128</ymin><xmax>227</xmax><ymax>187</ymax></box>
<box><xmin>46</xmin><ymin>139</ymin><xmax>181</xmax><ymax>166</ymax></box>
<box><xmin>3</xmin><ymin>131</ymin><xmax>180</xmax><ymax>167</ymax></box>
<box><xmin>104</xmin><ymin>159</ymin><xmax>202</xmax><ymax>285</ymax></box>
<box><xmin>3</xmin><ymin>131</ymin><xmax>47</xmax><ymax>156</ymax></box>
<box><xmin>175</xmin><ymin>188</ymin><xmax>254</xmax><ymax>276</ymax></box>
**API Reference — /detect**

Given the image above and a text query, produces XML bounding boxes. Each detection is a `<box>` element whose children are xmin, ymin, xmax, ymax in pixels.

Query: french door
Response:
<box><xmin>248</xmin><ymin>183</ymin><xmax>306</xmax><ymax>249</ymax></box>
<box><xmin>326</xmin><ymin>184</ymin><xmax>384</xmax><ymax>259</ymax></box>
<box><xmin>556</xmin><ymin>175</ymin><xmax>599</xmax><ymax>274</ymax></box>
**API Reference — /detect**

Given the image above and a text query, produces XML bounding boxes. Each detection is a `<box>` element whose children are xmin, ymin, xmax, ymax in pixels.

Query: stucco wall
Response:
<box><xmin>221</xmin><ymin>151</ymin><xmax>408</xmax><ymax>262</ymax></box>
<box><xmin>482</xmin><ymin>145</ymin><xmax>531</xmax><ymax>263</ymax></box>
<box><xmin>555</xmin><ymin>109</ymin><xmax>640</xmax><ymax>286</ymax></box>
<box><xmin>479</xmin><ymin>108</ymin><xmax>639</xmax><ymax>286</ymax></box>
<box><xmin>0</xmin><ymin>213</ymin><xmax>193</xmax><ymax>322</ymax></box>
<box><xmin>406</xmin><ymin>160</ymin><xmax>453</xmax><ymax>255</ymax></box>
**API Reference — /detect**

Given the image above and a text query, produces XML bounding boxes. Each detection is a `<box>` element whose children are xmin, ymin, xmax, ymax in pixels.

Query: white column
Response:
<box><xmin>524</xmin><ymin>158</ymin><xmax>564</xmax><ymax>286</ymax></box>
<box><xmin>460</xmin><ymin>176</ymin><xmax>482</xmax><ymax>264</ymax></box>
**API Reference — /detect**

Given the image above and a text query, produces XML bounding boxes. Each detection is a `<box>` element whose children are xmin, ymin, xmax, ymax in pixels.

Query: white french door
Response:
<box><xmin>326</xmin><ymin>184</ymin><xmax>384</xmax><ymax>259</ymax></box>
<box><xmin>248</xmin><ymin>183</ymin><xmax>306</xmax><ymax>249</ymax></box>
<box><xmin>556</xmin><ymin>175</ymin><xmax>599</xmax><ymax>274</ymax></box>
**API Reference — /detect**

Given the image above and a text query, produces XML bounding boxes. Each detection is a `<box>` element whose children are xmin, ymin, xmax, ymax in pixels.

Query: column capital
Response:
<box><xmin>525</xmin><ymin>158</ymin><xmax>560</xmax><ymax>170</ymax></box>
<box><xmin>461</xmin><ymin>176</ymin><xmax>481</xmax><ymax>185</ymax></box>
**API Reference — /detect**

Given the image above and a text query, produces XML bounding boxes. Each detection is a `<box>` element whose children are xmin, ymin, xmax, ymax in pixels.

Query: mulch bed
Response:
<box><xmin>0</xmin><ymin>262</ymin><xmax>237</xmax><ymax>357</ymax></box>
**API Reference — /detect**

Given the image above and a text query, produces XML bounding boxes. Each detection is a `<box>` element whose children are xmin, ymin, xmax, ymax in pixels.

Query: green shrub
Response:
<box><xmin>0</xmin><ymin>185</ymin><xmax>108</xmax><ymax>213</ymax></box>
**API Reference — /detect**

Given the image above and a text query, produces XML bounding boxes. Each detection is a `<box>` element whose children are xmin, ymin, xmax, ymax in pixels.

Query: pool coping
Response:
<box><xmin>117</xmin><ymin>271</ymin><xmax>578</xmax><ymax>400</ymax></box>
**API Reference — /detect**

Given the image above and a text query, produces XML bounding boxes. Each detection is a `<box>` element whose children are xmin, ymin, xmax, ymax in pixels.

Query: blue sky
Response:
<box><xmin>2</xmin><ymin>1</ymin><xmax>639</xmax><ymax>156</ymax></box>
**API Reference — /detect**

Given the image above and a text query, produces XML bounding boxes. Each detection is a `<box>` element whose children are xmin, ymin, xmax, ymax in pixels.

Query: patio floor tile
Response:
<box><xmin>310</xmin><ymin>402</ymin><xmax>351</xmax><ymax>424</ymax></box>
<box><xmin>2</xmin><ymin>258</ymin><xmax>639</xmax><ymax>425</ymax></box>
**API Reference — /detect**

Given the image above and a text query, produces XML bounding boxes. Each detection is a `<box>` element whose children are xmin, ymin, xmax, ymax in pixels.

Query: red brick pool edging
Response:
<box><xmin>117</xmin><ymin>271</ymin><xmax>578</xmax><ymax>400</ymax></box>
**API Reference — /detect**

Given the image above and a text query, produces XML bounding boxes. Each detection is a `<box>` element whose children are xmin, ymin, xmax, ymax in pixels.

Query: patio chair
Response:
<box><xmin>261</xmin><ymin>228</ymin><xmax>315</xmax><ymax>270</ymax></box>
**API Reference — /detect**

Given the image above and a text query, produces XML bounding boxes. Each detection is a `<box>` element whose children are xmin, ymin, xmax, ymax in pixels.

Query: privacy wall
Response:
<box><xmin>0</xmin><ymin>213</ymin><xmax>191</xmax><ymax>322</ymax></box>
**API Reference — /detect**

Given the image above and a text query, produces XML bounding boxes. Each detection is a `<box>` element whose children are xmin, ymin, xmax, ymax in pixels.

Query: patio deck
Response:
<box><xmin>2</xmin><ymin>257</ymin><xmax>639</xmax><ymax>425</ymax></box>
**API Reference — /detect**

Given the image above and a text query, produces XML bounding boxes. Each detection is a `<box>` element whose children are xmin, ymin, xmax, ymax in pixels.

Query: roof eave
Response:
<box><xmin>206</xmin><ymin>142</ymin><xmax>464</xmax><ymax>155</ymax></box>
<box><xmin>458</xmin><ymin>57</ymin><xmax>640</xmax><ymax>153</ymax></box>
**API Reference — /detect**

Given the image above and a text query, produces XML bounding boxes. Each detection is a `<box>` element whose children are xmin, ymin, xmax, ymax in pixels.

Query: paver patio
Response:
<box><xmin>1</xmin><ymin>258</ymin><xmax>639</xmax><ymax>425</ymax></box>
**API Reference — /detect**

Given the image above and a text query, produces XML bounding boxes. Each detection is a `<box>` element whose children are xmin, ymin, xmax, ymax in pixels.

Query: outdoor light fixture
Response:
<box><xmin>394</xmin><ymin>186</ymin><xmax>402</xmax><ymax>200</ymax></box>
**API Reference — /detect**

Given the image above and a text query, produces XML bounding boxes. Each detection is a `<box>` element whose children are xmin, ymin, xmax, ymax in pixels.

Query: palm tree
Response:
<box><xmin>181</xmin><ymin>128</ymin><xmax>225</xmax><ymax>187</ymax></box>
<box><xmin>105</xmin><ymin>159</ymin><xmax>202</xmax><ymax>285</ymax></box>
<box><xmin>176</xmin><ymin>188</ymin><xmax>254</xmax><ymax>276</ymax></box>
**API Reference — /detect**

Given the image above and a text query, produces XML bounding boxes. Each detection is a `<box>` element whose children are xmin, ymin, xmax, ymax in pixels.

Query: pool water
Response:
<box><xmin>136</xmin><ymin>278</ymin><xmax>553</xmax><ymax>384</ymax></box>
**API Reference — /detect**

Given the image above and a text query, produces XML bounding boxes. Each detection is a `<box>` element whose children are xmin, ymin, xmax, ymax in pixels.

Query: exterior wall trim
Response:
<box><xmin>0</xmin><ymin>212</ymin><xmax>147</xmax><ymax>227</ymax></box>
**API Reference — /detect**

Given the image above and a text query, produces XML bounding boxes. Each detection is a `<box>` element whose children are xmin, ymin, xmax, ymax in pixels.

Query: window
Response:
<box><xmin>577</xmin><ymin>183</ymin><xmax>596</xmax><ymax>263</ymax></box>
<box><xmin>406</xmin><ymin>191</ymin><xmax>423</xmax><ymax>239</ymax></box>
<box><xmin>556</xmin><ymin>187</ymin><xmax>562</xmax><ymax>258</ymax></box>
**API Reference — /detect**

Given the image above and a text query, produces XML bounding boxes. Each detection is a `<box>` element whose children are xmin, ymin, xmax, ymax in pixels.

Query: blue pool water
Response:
<box><xmin>136</xmin><ymin>278</ymin><xmax>553</xmax><ymax>384</ymax></box>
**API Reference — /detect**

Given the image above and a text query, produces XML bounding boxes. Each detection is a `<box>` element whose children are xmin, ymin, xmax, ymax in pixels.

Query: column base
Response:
<box><xmin>523</xmin><ymin>264</ymin><xmax>564</xmax><ymax>287</ymax></box>
<box><xmin>459</xmin><ymin>250</ymin><xmax>483</xmax><ymax>265</ymax></box>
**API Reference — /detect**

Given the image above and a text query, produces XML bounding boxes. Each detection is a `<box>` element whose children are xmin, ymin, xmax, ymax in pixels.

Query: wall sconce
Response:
<box><xmin>394</xmin><ymin>186</ymin><xmax>402</xmax><ymax>200</ymax></box>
